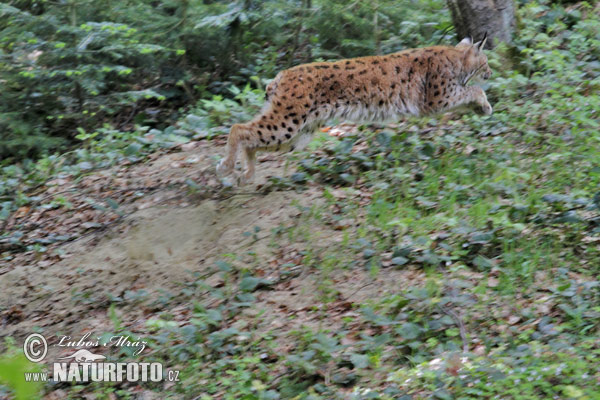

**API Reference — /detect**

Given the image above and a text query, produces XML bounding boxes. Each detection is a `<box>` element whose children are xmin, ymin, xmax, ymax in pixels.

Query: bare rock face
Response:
<box><xmin>447</xmin><ymin>0</ymin><xmax>516</xmax><ymax>49</ymax></box>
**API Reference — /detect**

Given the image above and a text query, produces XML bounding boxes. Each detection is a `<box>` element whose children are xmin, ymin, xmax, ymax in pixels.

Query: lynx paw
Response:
<box><xmin>238</xmin><ymin>169</ymin><xmax>255</xmax><ymax>186</ymax></box>
<box><xmin>481</xmin><ymin>101</ymin><xmax>493</xmax><ymax>116</ymax></box>
<box><xmin>216</xmin><ymin>159</ymin><xmax>231</xmax><ymax>176</ymax></box>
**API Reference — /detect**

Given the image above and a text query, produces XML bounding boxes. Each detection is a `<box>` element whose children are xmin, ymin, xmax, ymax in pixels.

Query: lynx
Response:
<box><xmin>216</xmin><ymin>35</ymin><xmax>492</xmax><ymax>183</ymax></box>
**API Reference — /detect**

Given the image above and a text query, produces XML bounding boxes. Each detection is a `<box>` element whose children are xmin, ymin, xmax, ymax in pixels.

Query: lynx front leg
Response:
<box><xmin>462</xmin><ymin>86</ymin><xmax>492</xmax><ymax>115</ymax></box>
<box><xmin>440</xmin><ymin>86</ymin><xmax>492</xmax><ymax>116</ymax></box>
<box><xmin>472</xmin><ymin>86</ymin><xmax>493</xmax><ymax>115</ymax></box>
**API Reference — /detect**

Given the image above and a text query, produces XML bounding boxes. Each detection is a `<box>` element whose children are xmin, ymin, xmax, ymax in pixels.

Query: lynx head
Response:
<box><xmin>456</xmin><ymin>33</ymin><xmax>492</xmax><ymax>82</ymax></box>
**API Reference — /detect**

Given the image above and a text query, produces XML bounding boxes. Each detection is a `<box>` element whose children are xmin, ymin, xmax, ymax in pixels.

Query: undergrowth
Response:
<box><xmin>1</xmin><ymin>1</ymin><xmax>599</xmax><ymax>399</ymax></box>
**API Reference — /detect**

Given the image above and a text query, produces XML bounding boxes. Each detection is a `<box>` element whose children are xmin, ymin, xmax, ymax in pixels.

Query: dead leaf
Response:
<box><xmin>15</xmin><ymin>206</ymin><xmax>31</xmax><ymax>219</ymax></box>
<box><xmin>487</xmin><ymin>277</ymin><xmax>499</xmax><ymax>287</ymax></box>
<box><xmin>464</xmin><ymin>145</ymin><xmax>477</xmax><ymax>155</ymax></box>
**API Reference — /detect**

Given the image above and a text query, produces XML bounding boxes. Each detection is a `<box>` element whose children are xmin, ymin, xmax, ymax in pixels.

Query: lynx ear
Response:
<box><xmin>457</xmin><ymin>36</ymin><xmax>472</xmax><ymax>46</ymax></box>
<box><xmin>474</xmin><ymin>32</ymin><xmax>488</xmax><ymax>51</ymax></box>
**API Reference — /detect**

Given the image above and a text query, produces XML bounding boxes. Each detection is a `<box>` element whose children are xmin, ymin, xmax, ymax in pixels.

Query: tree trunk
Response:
<box><xmin>447</xmin><ymin>0</ymin><xmax>515</xmax><ymax>49</ymax></box>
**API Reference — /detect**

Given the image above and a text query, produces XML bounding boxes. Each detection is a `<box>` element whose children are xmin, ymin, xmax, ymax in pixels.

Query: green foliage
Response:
<box><xmin>1</xmin><ymin>0</ymin><xmax>453</xmax><ymax>160</ymax></box>
<box><xmin>388</xmin><ymin>341</ymin><xmax>600</xmax><ymax>399</ymax></box>
<box><xmin>187</xmin><ymin>0</ymin><xmax>451</xmax><ymax>82</ymax></box>
<box><xmin>0</xmin><ymin>123</ymin><xmax>189</xmax><ymax>238</ymax></box>
<box><xmin>0</xmin><ymin>2</ymin><xmax>180</xmax><ymax>160</ymax></box>
<box><xmin>0</xmin><ymin>342</ymin><xmax>43</xmax><ymax>400</ymax></box>
<box><xmin>293</xmin><ymin>0</ymin><xmax>600</xmax><ymax>280</ymax></box>
<box><xmin>181</xmin><ymin>84</ymin><xmax>266</xmax><ymax>137</ymax></box>
<box><xmin>1</xmin><ymin>0</ymin><xmax>599</xmax><ymax>399</ymax></box>
<box><xmin>0</xmin><ymin>81</ymin><xmax>264</xmax><ymax>234</ymax></box>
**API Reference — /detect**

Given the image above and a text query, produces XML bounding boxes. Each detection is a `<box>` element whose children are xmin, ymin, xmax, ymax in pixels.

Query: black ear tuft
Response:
<box><xmin>476</xmin><ymin>32</ymin><xmax>488</xmax><ymax>51</ymax></box>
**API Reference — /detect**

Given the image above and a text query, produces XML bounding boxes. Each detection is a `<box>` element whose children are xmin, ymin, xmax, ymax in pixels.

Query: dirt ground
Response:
<box><xmin>0</xmin><ymin>139</ymin><xmax>425</xmax><ymax>363</ymax></box>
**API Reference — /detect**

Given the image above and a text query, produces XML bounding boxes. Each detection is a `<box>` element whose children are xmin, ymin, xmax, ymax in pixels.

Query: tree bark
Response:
<box><xmin>447</xmin><ymin>0</ymin><xmax>516</xmax><ymax>49</ymax></box>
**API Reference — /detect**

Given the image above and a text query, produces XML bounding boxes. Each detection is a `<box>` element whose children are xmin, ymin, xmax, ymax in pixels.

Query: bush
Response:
<box><xmin>0</xmin><ymin>3</ymin><xmax>181</xmax><ymax>160</ymax></box>
<box><xmin>0</xmin><ymin>0</ymin><xmax>454</xmax><ymax>161</ymax></box>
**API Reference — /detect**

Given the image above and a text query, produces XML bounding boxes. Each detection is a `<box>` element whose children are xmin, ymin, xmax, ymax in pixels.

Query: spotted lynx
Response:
<box><xmin>217</xmin><ymin>34</ymin><xmax>492</xmax><ymax>183</ymax></box>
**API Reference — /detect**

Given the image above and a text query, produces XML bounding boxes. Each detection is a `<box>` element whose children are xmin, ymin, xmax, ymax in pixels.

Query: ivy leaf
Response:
<box><xmin>350</xmin><ymin>353</ymin><xmax>370</xmax><ymax>369</ymax></box>
<box><xmin>105</xmin><ymin>198</ymin><xmax>119</xmax><ymax>210</ymax></box>
<box><xmin>239</xmin><ymin>276</ymin><xmax>261</xmax><ymax>292</ymax></box>
<box><xmin>592</xmin><ymin>192</ymin><xmax>600</xmax><ymax>209</ymax></box>
<box><xmin>397</xmin><ymin>322</ymin><xmax>420</xmax><ymax>340</ymax></box>
<box><xmin>239</xmin><ymin>276</ymin><xmax>271</xmax><ymax>292</ymax></box>
<box><xmin>473</xmin><ymin>255</ymin><xmax>495</xmax><ymax>270</ymax></box>
<box><xmin>391</xmin><ymin>256</ymin><xmax>408</xmax><ymax>266</ymax></box>
<box><xmin>552</xmin><ymin>211</ymin><xmax>582</xmax><ymax>224</ymax></box>
<box><xmin>124</xmin><ymin>142</ymin><xmax>142</xmax><ymax>156</ymax></box>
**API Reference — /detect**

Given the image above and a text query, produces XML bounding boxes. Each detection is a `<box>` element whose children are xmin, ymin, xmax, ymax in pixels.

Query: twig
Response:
<box><xmin>268</xmin><ymin>370</ymin><xmax>289</xmax><ymax>387</ymax></box>
<box><xmin>439</xmin><ymin>305</ymin><xmax>469</xmax><ymax>353</ymax></box>
<box><xmin>344</xmin><ymin>282</ymin><xmax>376</xmax><ymax>301</ymax></box>
<box><xmin>119</xmin><ymin>104</ymin><xmax>138</xmax><ymax>130</ymax></box>
<box><xmin>213</xmin><ymin>190</ymin><xmax>264</xmax><ymax>201</ymax></box>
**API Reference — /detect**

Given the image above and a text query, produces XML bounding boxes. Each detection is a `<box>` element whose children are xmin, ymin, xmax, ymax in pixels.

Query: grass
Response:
<box><xmin>1</xmin><ymin>0</ymin><xmax>599</xmax><ymax>399</ymax></box>
<box><xmin>133</xmin><ymin>104</ymin><xmax>599</xmax><ymax>398</ymax></box>
<box><xmin>160</xmin><ymin>3</ymin><xmax>599</xmax><ymax>397</ymax></box>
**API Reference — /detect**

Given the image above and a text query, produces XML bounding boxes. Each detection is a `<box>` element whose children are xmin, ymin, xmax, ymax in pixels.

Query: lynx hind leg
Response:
<box><xmin>219</xmin><ymin>97</ymin><xmax>310</xmax><ymax>183</ymax></box>
<box><xmin>290</xmin><ymin>130</ymin><xmax>316</xmax><ymax>152</ymax></box>
<box><xmin>216</xmin><ymin>123</ymin><xmax>246</xmax><ymax>177</ymax></box>
<box><xmin>240</xmin><ymin>147</ymin><xmax>257</xmax><ymax>184</ymax></box>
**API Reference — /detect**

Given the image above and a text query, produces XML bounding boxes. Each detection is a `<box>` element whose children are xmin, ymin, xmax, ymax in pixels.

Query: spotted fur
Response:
<box><xmin>217</xmin><ymin>35</ymin><xmax>492</xmax><ymax>183</ymax></box>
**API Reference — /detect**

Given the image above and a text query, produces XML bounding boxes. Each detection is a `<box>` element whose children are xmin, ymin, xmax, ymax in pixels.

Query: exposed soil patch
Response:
<box><xmin>1</xmin><ymin>140</ymin><xmax>424</xmax><ymax>365</ymax></box>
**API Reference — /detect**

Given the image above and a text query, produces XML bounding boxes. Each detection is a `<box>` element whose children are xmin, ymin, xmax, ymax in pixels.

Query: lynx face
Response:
<box><xmin>217</xmin><ymin>35</ymin><xmax>493</xmax><ymax>184</ymax></box>
<box><xmin>456</xmin><ymin>34</ymin><xmax>492</xmax><ymax>83</ymax></box>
